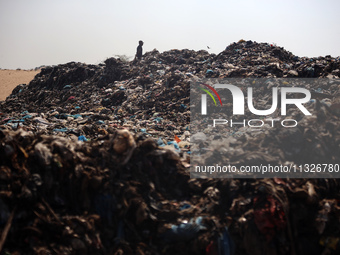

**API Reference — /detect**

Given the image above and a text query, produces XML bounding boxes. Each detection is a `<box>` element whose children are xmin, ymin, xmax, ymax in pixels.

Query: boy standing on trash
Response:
<box><xmin>135</xmin><ymin>40</ymin><xmax>143</xmax><ymax>61</ymax></box>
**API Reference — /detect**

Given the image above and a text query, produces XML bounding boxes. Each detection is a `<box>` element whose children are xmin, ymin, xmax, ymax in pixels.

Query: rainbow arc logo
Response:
<box><xmin>199</xmin><ymin>83</ymin><xmax>222</xmax><ymax>106</ymax></box>
<box><xmin>199</xmin><ymin>83</ymin><xmax>222</xmax><ymax>115</ymax></box>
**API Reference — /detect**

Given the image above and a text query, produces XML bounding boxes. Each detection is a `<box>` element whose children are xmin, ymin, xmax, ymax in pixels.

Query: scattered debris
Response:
<box><xmin>0</xmin><ymin>41</ymin><xmax>340</xmax><ymax>254</ymax></box>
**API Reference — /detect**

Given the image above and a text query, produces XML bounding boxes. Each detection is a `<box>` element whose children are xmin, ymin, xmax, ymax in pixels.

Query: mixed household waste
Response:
<box><xmin>0</xmin><ymin>40</ymin><xmax>340</xmax><ymax>254</ymax></box>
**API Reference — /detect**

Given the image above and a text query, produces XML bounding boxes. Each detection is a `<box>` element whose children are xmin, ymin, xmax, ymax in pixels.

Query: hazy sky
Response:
<box><xmin>0</xmin><ymin>0</ymin><xmax>339</xmax><ymax>69</ymax></box>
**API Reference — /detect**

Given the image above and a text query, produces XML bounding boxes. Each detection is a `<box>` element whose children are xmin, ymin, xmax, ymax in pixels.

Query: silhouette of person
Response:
<box><xmin>135</xmin><ymin>40</ymin><xmax>143</xmax><ymax>60</ymax></box>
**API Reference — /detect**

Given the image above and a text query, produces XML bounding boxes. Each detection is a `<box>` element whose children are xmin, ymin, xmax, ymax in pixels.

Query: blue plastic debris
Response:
<box><xmin>139</xmin><ymin>128</ymin><xmax>152</xmax><ymax>136</ymax></box>
<box><xmin>157</xmin><ymin>137</ymin><xmax>165</xmax><ymax>147</ymax></box>
<box><xmin>217</xmin><ymin>227</ymin><xmax>235</xmax><ymax>255</ymax></box>
<box><xmin>53</xmin><ymin>128</ymin><xmax>68</xmax><ymax>133</ymax></box>
<box><xmin>119</xmin><ymin>86</ymin><xmax>126</xmax><ymax>90</ymax></box>
<box><xmin>78</xmin><ymin>135</ymin><xmax>88</xmax><ymax>142</ymax></box>
<box><xmin>180</xmin><ymin>203</ymin><xmax>191</xmax><ymax>210</ymax></box>
<box><xmin>180</xmin><ymin>104</ymin><xmax>187</xmax><ymax>109</ymax></box>
<box><xmin>167</xmin><ymin>141</ymin><xmax>179</xmax><ymax>150</ymax></box>
<box><xmin>10</xmin><ymin>123</ymin><xmax>19</xmax><ymax>129</ymax></box>
<box><xmin>96</xmin><ymin>120</ymin><xmax>105</xmax><ymax>125</ymax></box>
<box><xmin>63</xmin><ymin>85</ymin><xmax>72</xmax><ymax>89</ymax></box>
<box><xmin>73</xmin><ymin>114</ymin><xmax>82</xmax><ymax>119</ymax></box>
<box><xmin>75</xmin><ymin>106</ymin><xmax>81</xmax><ymax>109</ymax></box>
<box><xmin>161</xmin><ymin>216</ymin><xmax>207</xmax><ymax>243</ymax></box>
<box><xmin>307</xmin><ymin>99</ymin><xmax>316</xmax><ymax>105</ymax></box>
<box><xmin>305</xmin><ymin>66</ymin><xmax>315</xmax><ymax>77</ymax></box>
<box><xmin>154</xmin><ymin>117</ymin><xmax>163</xmax><ymax>123</ymax></box>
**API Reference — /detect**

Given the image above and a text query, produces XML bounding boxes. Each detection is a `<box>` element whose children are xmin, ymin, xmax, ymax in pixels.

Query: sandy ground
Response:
<box><xmin>0</xmin><ymin>69</ymin><xmax>40</xmax><ymax>101</ymax></box>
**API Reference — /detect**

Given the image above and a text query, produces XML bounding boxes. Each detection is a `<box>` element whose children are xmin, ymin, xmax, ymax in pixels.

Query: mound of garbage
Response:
<box><xmin>0</xmin><ymin>40</ymin><xmax>340</xmax><ymax>254</ymax></box>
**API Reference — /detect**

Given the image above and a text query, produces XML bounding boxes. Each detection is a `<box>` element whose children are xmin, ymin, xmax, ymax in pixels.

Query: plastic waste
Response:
<box><xmin>161</xmin><ymin>216</ymin><xmax>207</xmax><ymax>243</ymax></box>
<box><xmin>78</xmin><ymin>135</ymin><xmax>88</xmax><ymax>142</ymax></box>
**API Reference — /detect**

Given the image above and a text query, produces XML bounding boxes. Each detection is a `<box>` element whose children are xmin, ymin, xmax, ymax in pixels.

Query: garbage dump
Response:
<box><xmin>0</xmin><ymin>40</ymin><xmax>340</xmax><ymax>254</ymax></box>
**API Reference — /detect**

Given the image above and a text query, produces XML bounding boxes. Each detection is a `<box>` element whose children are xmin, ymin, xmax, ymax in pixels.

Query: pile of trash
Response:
<box><xmin>0</xmin><ymin>40</ymin><xmax>340</xmax><ymax>254</ymax></box>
